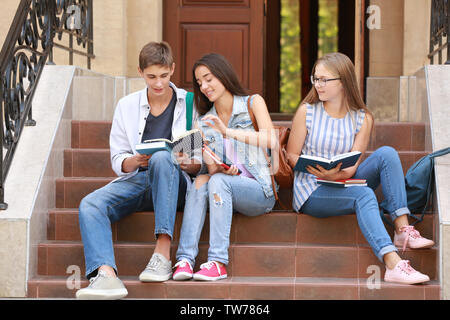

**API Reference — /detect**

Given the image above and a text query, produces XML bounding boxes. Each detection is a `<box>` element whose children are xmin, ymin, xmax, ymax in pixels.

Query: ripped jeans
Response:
<box><xmin>176</xmin><ymin>173</ymin><xmax>276</xmax><ymax>267</ymax></box>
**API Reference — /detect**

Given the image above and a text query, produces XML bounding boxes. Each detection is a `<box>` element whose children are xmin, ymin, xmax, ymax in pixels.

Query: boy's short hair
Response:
<box><xmin>139</xmin><ymin>41</ymin><xmax>174</xmax><ymax>70</ymax></box>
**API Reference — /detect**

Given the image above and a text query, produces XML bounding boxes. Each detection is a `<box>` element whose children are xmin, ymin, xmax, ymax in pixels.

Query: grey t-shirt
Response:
<box><xmin>141</xmin><ymin>88</ymin><xmax>177</xmax><ymax>142</ymax></box>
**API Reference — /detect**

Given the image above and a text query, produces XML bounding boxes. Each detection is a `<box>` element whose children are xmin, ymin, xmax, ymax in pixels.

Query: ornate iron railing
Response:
<box><xmin>429</xmin><ymin>0</ymin><xmax>450</xmax><ymax>64</ymax></box>
<box><xmin>0</xmin><ymin>0</ymin><xmax>94</xmax><ymax>209</ymax></box>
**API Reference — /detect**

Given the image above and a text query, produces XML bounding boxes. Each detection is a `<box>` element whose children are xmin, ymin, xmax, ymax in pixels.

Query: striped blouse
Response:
<box><xmin>293</xmin><ymin>102</ymin><xmax>366</xmax><ymax>212</ymax></box>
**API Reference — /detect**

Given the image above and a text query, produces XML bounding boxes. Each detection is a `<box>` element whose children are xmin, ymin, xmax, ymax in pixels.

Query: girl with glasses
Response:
<box><xmin>286</xmin><ymin>52</ymin><xmax>434</xmax><ymax>285</ymax></box>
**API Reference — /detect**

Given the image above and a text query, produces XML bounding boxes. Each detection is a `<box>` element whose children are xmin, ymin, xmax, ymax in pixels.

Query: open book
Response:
<box><xmin>317</xmin><ymin>178</ymin><xmax>367</xmax><ymax>188</ymax></box>
<box><xmin>136</xmin><ymin>129</ymin><xmax>203</xmax><ymax>156</ymax></box>
<box><xmin>294</xmin><ymin>151</ymin><xmax>362</xmax><ymax>173</ymax></box>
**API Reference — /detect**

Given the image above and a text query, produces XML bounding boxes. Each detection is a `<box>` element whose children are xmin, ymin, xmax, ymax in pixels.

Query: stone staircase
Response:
<box><xmin>27</xmin><ymin>120</ymin><xmax>440</xmax><ymax>299</ymax></box>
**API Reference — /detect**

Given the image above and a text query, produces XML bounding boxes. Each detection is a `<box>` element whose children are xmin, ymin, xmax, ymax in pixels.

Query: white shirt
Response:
<box><xmin>109</xmin><ymin>82</ymin><xmax>198</xmax><ymax>185</ymax></box>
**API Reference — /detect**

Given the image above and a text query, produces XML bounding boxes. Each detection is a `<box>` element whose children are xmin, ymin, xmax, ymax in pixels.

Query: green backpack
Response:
<box><xmin>185</xmin><ymin>91</ymin><xmax>194</xmax><ymax>131</ymax></box>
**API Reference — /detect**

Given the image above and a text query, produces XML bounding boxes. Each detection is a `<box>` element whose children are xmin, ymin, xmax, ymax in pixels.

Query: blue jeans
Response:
<box><xmin>176</xmin><ymin>173</ymin><xmax>276</xmax><ymax>267</ymax></box>
<box><xmin>300</xmin><ymin>146</ymin><xmax>408</xmax><ymax>262</ymax></box>
<box><xmin>78</xmin><ymin>151</ymin><xmax>187</xmax><ymax>278</ymax></box>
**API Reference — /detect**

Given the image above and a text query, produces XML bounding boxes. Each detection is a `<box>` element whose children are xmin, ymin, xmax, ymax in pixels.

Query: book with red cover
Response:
<box><xmin>202</xmin><ymin>144</ymin><xmax>242</xmax><ymax>175</ymax></box>
<box><xmin>317</xmin><ymin>178</ymin><xmax>367</xmax><ymax>188</ymax></box>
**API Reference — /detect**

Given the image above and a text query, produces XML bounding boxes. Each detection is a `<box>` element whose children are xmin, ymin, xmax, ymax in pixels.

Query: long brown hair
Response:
<box><xmin>192</xmin><ymin>53</ymin><xmax>248</xmax><ymax>115</ymax></box>
<box><xmin>301</xmin><ymin>52</ymin><xmax>372</xmax><ymax>117</ymax></box>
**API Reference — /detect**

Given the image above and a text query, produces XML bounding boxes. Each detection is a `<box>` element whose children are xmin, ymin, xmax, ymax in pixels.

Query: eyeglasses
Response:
<box><xmin>310</xmin><ymin>76</ymin><xmax>341</xmax><ymax>87</ymax></box>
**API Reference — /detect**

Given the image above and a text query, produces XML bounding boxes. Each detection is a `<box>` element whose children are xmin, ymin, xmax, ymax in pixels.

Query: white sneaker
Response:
<box><xmin>139</xmin><ymin>253</ymin><xmax>172</xmax><ymax>282</ymax></box>
<box><xmin>76</xmin><ymin>270</ymin><xmax>128</xmax><ymax>300</ymax></box>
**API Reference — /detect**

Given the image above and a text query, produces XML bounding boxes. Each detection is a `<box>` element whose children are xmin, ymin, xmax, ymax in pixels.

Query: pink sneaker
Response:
<box><xmin>384</xmin><ymin>260</ymin><xmax>430</xmax><ymax>285</ymax></box>
<box><xmin>172</xmin><ymin>260</ymin><xmax>193</xmax><ymax>281</ymax></box>
<box><xmin>193</xmin><ymin>261</ymin><xmax>227</xmax><ymax>281</ymax></box>
<box><xmin>394</xmin><ymin>225</ymin><xmax>434</xmax><ymax>252</ymax></box>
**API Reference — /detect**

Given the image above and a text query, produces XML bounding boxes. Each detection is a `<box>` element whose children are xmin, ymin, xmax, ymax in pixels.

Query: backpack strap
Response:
<box><xmin>185</xmin><ymin>92</ymin><xmax>194</xmax><ymax>131</ymax></box>
<box><xmin>409</xmin><ymin>160</ymin><xmax>434</xmax><ymax>225</ymax></box>
<box><xmin>246</xmin><ymin>96</ymin><xmax>291</xmax><ymax>211</ymax></box>
<box><xmin>429</xmin><ymin>147</ymin><xmax>450</xmax><ymax>159</ymax></box>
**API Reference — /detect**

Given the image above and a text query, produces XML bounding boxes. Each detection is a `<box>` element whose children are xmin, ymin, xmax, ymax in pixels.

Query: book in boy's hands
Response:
<box><xmin>294</xmin><ymin>151</ymin><xmax>362</xmax><ymax>173</ymax></box>
<box><xmin>135</xmin><ymin>129</ymin><xmax>203</xmax><ymax>156</ymax></box>
<box><xmin>317</xmin><ymin>178</ymin><xmax>367</xmax><ymax>188</ymax></box>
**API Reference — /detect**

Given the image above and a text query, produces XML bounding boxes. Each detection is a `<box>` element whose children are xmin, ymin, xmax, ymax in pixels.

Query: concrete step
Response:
<box><xmin>27</xmin><ymin>275</ymin><xmax>440</xmax><ymax>300</ymax></box>
<box><xmin>47</xmin><ymin>210</ymin><xmax>436</xmax><ymax>246</ymax></box>
<box><xmin>37</xmin><ymin>241</ymin><xmax>437</xmax><ymax>280</ymax></box>
<box><xmin>72</xmin><ymin>120</ymin><xmax>426</xmax><ymax>152</ymax></box>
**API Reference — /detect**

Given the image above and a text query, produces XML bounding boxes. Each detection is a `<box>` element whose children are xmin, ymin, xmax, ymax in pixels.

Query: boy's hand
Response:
<box><xmin>175</xmin><ymin>152</ymin><xmax>201</xmax><ymax>175</ymax></box>
<box><xmin>122</xmin><ymin>153</ymin><xmax>151</xmax><ymax>173</ymax></box>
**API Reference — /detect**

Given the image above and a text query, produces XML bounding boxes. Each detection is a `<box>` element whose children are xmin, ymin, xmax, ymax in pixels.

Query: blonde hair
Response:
<box><xmin>302</xmin><ymin>52</ymin><xmax>370</xmax><ymax>111</ymax></box>
<box><xmin>300</xmin><ymin>52</ymin><xmax>373</xmax><ymax>131</ymax></box>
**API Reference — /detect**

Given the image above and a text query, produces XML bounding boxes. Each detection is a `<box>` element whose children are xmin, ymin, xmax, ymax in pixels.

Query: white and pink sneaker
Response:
<box><xmin>384</xmin><ymin>260</ymin><xmax>430</xmax><ymax>285</ymax></box>
<box><xmin>193</xmin><ymin>261</ymin><xmax>227</xmax><ymax>281</ymax></box>
<box><xmin>172</xmin><ymin>259</ymin><xmax>193</xmax><ymax>281</ymax></box>
<box><xmin>394</xmin><ymin>225</ymin><xmax>434</xmax><ymax>252</ymax></box>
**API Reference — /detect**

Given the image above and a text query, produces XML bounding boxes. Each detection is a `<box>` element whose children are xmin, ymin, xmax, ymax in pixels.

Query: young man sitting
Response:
<box><xmin>76</xmin><ymin>41</ymin><xmax>200</xmax><ymax>300</ymax></box>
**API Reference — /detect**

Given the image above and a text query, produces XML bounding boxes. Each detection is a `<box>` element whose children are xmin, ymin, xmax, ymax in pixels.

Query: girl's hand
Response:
<box><xmin>306</xmin><ymin>162</ymin><xmax>343</xmax><ymax>180</ymax></box>
<box><xmin>201</xmin><ymin>114</ymin><xmax>227</xmax><ymax>136</ymax></box>
<box><xmin>223</xmin><ymin>165</ymin><xmax>239</xmax><ymax>176</ymax></box>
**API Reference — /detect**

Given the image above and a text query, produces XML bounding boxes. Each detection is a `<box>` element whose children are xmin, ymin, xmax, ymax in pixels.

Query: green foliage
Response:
<box><xmin>280</xmin><ymin>0</ymin><xmax>301</xmax><ymax>114</ymax></box>
<box><xmin>279</xmin><ymin>0</ymin><xmax>338</xmax><ymax>114</ymax></box>
<box><xmin>318</xmin><ymin>0</ymin><xmax>338</xmax><ymax>57</ymax></box>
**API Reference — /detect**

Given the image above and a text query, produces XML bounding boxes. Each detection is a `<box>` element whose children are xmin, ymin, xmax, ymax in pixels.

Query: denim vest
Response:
<box><xmin>198</xmin><ymin>95</ymin><xmax>274</xmax><ymax>198</ymax></box>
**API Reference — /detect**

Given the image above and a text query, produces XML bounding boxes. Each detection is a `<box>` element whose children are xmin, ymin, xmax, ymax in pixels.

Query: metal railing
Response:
<box><xmin>429</xmin><ymin>0</ymin><xmax>450</xmax><ymax>64</ymax></box>
<box><xmin>0</xmin><ymin>0</ymin><xmax>94</xmax><ymax>209</ymax></box>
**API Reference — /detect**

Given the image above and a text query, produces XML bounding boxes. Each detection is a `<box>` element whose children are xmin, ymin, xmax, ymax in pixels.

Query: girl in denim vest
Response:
<box><xmin>286</xmin><ymin>52</ymin><xmax>433</xmax><ymax>285</ymax></box>
<box><xmin>173</xmin><ymin>53</ymin><xmax>277</xmax><ymax>281</ymax></box>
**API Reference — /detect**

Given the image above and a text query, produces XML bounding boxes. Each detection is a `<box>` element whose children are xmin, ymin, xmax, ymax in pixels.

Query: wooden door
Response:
<box><xmin>163</xmin><ymin>0</ymin><xmax>265</xmax><ymax>95</ymax></box>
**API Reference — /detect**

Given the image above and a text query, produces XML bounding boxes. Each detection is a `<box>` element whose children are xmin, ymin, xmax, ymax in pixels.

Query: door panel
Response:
<box><xmin>163</xmin><ymin>0</ymin><xmax>263</xmax><ymax>93</ymax></box>
<box><xmin>183</xmin><ymin>25</ymin><xmax>248</xmax><ymax>87</ymax></box>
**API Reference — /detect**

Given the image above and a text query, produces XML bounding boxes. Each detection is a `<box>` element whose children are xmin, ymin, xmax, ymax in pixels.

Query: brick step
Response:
<box><xmin>64</xmin><ymin>149</ymin><xmax>115</xmax><ymax>177</ymax></box>
<box><xmin>55</xmin><ymin>177</ymin><xmax>114</xmax><ymax>208</ymax></box>
<box><xmin>27</xmin><ymin>276</ymin><xmax>440</xmax><ymax>300</ymax></box>
<box><xmin>48</xmin><ymin>210</ymin><xmax>436</xmax><ymax>246</ymax></box>
<box><xmin>72</xmin><ymin>120</ymin><xmax>426</xmax><ymax>152</ymax></box>
<box><xmin>37</xmin><ymin>241</ymin><xmax>437</xmax><ymax>280</ymax></box>
<box><xmin>56</xmin><ymin>155</ymin><xmax>430</xmax><ymax>208</ymax></box>
<box><xmin>63</xmin><ymin>148</ymin><xmax>427</xmax><ymax>178</ymax></box>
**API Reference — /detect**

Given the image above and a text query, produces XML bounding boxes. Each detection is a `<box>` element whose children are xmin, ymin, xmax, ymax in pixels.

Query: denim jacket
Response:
<box><xmin>198</xmin><ymin>95</ymin><xmax>274</xmax><ymax>198</ymax></box>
